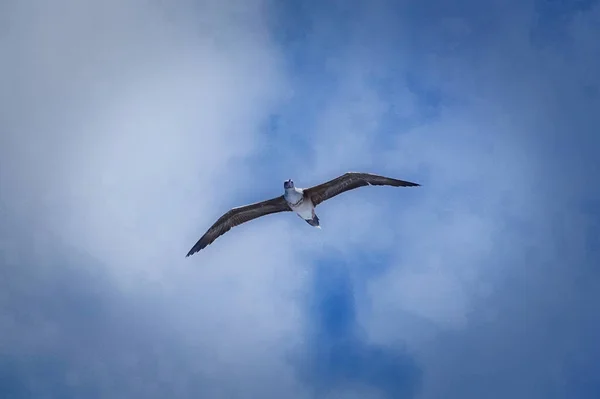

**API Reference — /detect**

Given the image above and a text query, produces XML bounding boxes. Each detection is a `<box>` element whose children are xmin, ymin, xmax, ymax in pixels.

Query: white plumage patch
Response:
<box><xmin>291</xmin><ymin>199</ymin><xmax>315</xmax><ymax>220</ymax></box>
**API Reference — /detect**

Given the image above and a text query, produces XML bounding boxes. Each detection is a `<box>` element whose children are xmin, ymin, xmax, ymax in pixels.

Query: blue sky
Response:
<box><xmin>1</xmin><ymin>0</ymin><xmax>599</xmax><ymax>398</ymax></box>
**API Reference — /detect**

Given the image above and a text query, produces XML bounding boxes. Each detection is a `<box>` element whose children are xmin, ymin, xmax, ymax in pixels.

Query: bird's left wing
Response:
<box><xmin>186</xmin><ymin>195</ymin><xmax>291</xmax><ymax>257</ymax></box>
<box><xmin>304</xmin><ymin>172</ymin><xmax>420</xmax><ymax>207</ymax></box>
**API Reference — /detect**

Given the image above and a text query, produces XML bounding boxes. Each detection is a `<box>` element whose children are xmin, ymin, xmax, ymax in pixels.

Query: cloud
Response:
<box><xmin>269</xmin><ymin>0</ymin><xmax>600</xmax><ymax>397</ymax></box>
<box><xmin>2</xmin><ymin>0</ymin><xmax>599</xmax><ymax>398</ymax></box>
<box><xmin>0</xmin><ymin>0</ymin><xmax>307</xmax><ymax>397</ymax></box>
<box><xmin>293</xmin><ymin>261</ymin><xmax>422</xmax><ymax>399</ymax></box>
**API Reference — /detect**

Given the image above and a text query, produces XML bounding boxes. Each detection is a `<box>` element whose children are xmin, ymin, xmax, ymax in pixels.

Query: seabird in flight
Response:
<box><xmin>186</xmin><ymin>172</ymin><xmax>420</xmax><ymax>257</ymax></box>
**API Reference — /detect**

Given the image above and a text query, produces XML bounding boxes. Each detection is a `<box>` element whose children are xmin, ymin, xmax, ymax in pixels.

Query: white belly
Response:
<box><xmin>290</xmin><ymin>198</ymin><xmax>314</xmax><ymax>220</ymax></box>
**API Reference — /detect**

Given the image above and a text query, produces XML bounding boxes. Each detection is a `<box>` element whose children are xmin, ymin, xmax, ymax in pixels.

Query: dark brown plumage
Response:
<box><xmin>186</xmin><ymin>172</ymin><xmax>420</xmax><ymax>257</ymax></box>
<box><xmin>185</xmin><ymin>195</ymin><xmax>291</xmax><ymax>257</ymax></box>
<box><xmin>303</xmin><ymin>172</ymin><xmax>420</xmax><ymax>206</ymax></box>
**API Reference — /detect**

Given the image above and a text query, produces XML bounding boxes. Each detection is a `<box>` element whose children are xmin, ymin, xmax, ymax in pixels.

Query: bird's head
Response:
<box><xmin>283</xmin><ymin>179</ymin><xmax>294</xmax><ymax>189</ymax></box>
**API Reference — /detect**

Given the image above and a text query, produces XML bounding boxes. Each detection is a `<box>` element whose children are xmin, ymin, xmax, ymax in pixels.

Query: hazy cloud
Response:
<box><xmin>2</xmin><ymin>0</ymin><xmax>599</xmax><ymax>398</ymax></box>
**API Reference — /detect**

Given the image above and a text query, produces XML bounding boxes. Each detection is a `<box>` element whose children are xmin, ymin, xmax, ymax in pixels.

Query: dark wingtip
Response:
<box><xmin>185</xmin><ymin>246</ymin><xmax>199</xmax><ymax>258</ymax></box>
<box><xmin>401</xmin><ymin>181</ymin><xmax>420</xmax><ymax>187</ymax></box>
<box><xmin>186</xmin><ymin>239</ymin><xmax>209</xmax><ymax>257</ymax></box>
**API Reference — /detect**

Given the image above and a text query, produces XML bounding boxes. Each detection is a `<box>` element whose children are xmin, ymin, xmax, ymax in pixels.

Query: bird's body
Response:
<box><xmin>284</xmin><ymin>186</ymin><xmax>320</xmax><ymax>227</ymax></box>
<box><xmin>186</xmin><ymin>172</ymin><xmax>420</xmax><ymax>257</ymax></box>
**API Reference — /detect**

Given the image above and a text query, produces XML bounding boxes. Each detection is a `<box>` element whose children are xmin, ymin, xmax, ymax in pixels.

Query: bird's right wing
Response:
<box><xmin>186</xmin><ymin>195</ymin><xmax>291</xmax><ymax>257</ymax></box>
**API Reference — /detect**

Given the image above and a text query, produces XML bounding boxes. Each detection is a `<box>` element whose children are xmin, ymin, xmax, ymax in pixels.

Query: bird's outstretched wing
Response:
<box><xmin>303</xmin><ymin>172</ymin><xmax>420</xmax><ymax>207</ymax></box>
<box><xmin>186</xmin><ymin>195</ymin><xmax>291</xmax><ymax>257</ymax></box>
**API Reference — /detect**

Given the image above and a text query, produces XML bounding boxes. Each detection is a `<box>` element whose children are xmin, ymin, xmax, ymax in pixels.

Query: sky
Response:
<box><xmin>1</xmin><ymin>0</ymin><xmax>599</xmax><ymax>398</ymax></box>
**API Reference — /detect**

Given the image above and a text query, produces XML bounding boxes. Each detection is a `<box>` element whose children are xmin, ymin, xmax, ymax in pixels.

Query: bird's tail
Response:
<box><xmin>305</xmin><ymin>213</ymin><xmax>320</xmax><ymax>228</ymax></box>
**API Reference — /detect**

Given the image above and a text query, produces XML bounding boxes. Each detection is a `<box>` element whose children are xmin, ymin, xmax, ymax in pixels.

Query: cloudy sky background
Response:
<box><xmin>1</xmin><ymin>0</ymin><xmax>599</xmax><ymax>398</ymax></box>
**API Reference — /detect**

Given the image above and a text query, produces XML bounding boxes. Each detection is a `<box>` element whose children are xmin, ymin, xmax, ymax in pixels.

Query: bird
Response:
<box><xmin>185</xmin><ymin>172</ymin><xmax>420</xmax><ymax>257</ymax></box>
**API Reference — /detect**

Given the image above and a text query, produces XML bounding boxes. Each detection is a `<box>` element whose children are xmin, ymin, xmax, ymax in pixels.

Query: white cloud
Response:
<box><xmin>0</xmin><ymin>0</ymin><xmax>308</xmax><ymax>396</ymax></box>
<box><xmin>276</xmin><ymin>1</ymin><xmax>599</xmax><ymax>396</ymax></box>
<box><xmin>2</xmin><ymin>0</ymin><xmax>598</xmax><ymax>397</ymax></box>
